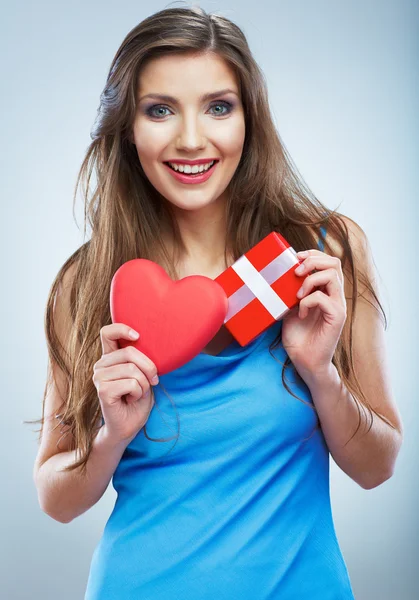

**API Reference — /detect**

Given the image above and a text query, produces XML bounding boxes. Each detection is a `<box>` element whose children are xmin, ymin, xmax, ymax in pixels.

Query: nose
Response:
<box><xmin>175</xmin><ymin>112</ymin><xmax>206</xmax><ymax>152</ymax></box>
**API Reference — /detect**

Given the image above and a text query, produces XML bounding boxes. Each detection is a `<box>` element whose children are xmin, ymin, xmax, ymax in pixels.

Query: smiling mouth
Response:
<box><xmin>163</xmin><ymin>160</ymin><xmax>219</xmax><ymax>175</ymax></box>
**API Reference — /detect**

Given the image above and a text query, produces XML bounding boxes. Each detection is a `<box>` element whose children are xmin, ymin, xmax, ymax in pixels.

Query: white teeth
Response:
<box><xmin>167</xmin><ymin>160</ymin><xmax>215</xmax><ymax>173</ymax></box>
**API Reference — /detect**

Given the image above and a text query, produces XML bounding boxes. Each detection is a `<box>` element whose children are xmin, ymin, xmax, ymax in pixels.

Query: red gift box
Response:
<box><xmin>214</xmin><ymin>231</ymin><xmax>305</xmax><ymax>346</ymax></box>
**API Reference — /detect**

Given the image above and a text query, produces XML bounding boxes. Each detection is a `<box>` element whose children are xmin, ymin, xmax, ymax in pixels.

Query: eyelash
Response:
<box><xmin>144</xmin><ymin>100</ymin><xmax>233</xmax><ymax>119</ymax></box>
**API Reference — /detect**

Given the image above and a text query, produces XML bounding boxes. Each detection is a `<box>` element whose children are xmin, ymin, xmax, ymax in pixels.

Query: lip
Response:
<box><xmin>163</xmin><ymin>160</ymin><xmax>218</xmax><ymax>185</ymax></box>
<box><xmin>165</xmin><ymin>158</ymin><xmax>219</xmax><ymax>166</ymax></box>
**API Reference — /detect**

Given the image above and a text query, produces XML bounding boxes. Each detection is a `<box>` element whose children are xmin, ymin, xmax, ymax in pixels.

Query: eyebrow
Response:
<box><xmin>138</xmin><ymin>88</ymin><xmax>239</xmax><ymax>103</ymax></box>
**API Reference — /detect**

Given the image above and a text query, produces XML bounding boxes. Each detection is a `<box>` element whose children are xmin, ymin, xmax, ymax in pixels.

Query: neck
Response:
<box><xmin>163</xmin><ymin>197</ymin><xmax>232</xmax><ymax>272</ymax></box>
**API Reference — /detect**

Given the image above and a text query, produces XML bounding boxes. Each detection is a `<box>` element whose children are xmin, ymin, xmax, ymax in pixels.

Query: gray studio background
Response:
<box><xmin>1</xmin><ymin>0</ymin><xmax>417</xmax><ymax>598</ymax></box>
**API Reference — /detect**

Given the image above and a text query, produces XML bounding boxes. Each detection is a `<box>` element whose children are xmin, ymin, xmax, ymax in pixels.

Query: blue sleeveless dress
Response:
<box><xmin>85</xmin><ymin>226</ymin><xmax>355</xmax><ymax>599</ymax></box>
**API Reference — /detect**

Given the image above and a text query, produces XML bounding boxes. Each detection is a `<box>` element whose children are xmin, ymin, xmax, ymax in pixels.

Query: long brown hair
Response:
<box><xmin>26</xmin><ymin>5</ymin><xmax>396</xmax><ymax>474</ymax></box>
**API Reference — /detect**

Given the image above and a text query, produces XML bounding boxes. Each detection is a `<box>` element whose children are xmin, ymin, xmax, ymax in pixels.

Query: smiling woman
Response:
<box><xmin>130</xmin><ymin>52</ymin><xmax>246</xmax><ymax>220</ymax></box>
<box><xmin>29</xmin><ymin>4</ymin><xmax>402</xmax><ymax>600</ymax></box>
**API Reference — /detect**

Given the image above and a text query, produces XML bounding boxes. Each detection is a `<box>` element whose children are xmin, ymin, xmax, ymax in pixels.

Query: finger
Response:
<box><xmin>297</xmin><ymin>268</ymin><xmax>343</xmax><ymax>302</ymax></box>
<box><xmin>296</xmin><ymin>254</ymin><xmax>343</xmax><ymax>284</ymax></box>
<box><xmin>299</xmin><ymin>290</ymin><xmax>344</xmax><ymax>321</ymax></box>
<box><xmin>95</xmin><ymin>363</ymin><xmax>151</xmax><ymax>397</ymax></box>
<box><xmin>297</xmin><ymin>249</ymin><xmax>330</xmax><ymax>258</ymax></box>
<box><xmin>123</xmin><ymin>379</ymin><xmax>147</xmax><ymax>404</ymax></box>
<box><xmin>101</xmin><ymin>378</ymin><xmax>145</xmax><ymax>405</ymax></box>
<box><xmin>100</xmin><ymin>323</ymin><xmax>140</xmax><ymax>356</ymax></box>
<box><xmin>98</xmin><ymin>346</ymin><xmax>159</xmax><ymax>385</ymax></box>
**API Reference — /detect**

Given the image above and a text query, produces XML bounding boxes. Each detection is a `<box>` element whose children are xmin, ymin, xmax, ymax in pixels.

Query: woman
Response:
<box><xmin>32</xmin><ymin>6</ymin><xmax>403</xmax><ymax>599</ymax></box>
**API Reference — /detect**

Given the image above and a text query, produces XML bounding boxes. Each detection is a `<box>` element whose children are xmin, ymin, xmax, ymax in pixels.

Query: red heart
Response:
<box><xmin>110</xmin><ymin>259</ymin><xmax>228</xmax><ymax>375</ymax></box>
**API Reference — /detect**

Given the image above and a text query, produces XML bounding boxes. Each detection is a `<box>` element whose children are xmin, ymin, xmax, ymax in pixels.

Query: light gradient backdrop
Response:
<box><xmin>1</xmin><ymin>1</ymin><xmax>417</xmax><ymax>598</ymax></box>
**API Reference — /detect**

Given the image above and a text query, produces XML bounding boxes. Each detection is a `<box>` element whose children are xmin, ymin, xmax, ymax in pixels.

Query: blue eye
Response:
<box><xmin>146</xmin><ymin>105</ymin><xmax>170</xmax><ymax>118</ymax></box>
<box><xmin>208</xmin><ymin>101</ymin><xmax>233</xmax><ymax>116</ymax></box>
<box><xmin>145</xmin><ymin>100</ymin><xmax>233</xmax><ymax>119</ymax></box>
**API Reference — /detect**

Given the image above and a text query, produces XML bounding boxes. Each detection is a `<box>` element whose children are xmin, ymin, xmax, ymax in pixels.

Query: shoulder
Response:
<box><xmin>57</xmin><ymin>260</ymin><xmax>78</xmax><ymax>297</ymax></box>
<box><xmin>53</xmin><ymin>243</ymin><xmax>89</xmax><ymax>305</ymax></box>
<box><xmin>321</xmin><ymin>214</ymin><xmax>377</xmax><ymax>300</ymax></box>
<box><xmin>323</xmin><ymin>214</ymin><xmax>368</xmax><ymax>260</ymax></box>
<box><xmin>48</xmin><ymin>248</ymin><xmax>88</xmax><ymax>366</ymax></box>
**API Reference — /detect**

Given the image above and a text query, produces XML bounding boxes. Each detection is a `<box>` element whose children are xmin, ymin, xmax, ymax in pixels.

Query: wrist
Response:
<box><xmin>94</xmin><ymin>425</ymin><xmax>131</xmax><ymax>454</ymax></box>
<box><xmin>304</xmin><ymin>362</ymin><xmax>340</xmax><ymax>395</ymax></box>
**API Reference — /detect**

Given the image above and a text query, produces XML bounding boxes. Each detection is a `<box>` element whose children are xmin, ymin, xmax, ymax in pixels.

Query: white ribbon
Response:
<box><xmin>225</xmin><ymin>247</ymin><xmax>298</xmax><ymax>322</ymax></box>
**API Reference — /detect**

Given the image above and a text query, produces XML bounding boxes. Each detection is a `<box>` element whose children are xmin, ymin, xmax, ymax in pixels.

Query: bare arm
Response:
<box><xmin>307</xmin><ymin>363</ymin><xmax>402</xmax><ymax>489</ymax></box>
<box><xmin>34</xmin><ymin>262</ymin><xmax>129</xmax><ymax>523</ymax></box>
<box><xmin>35</xmin><ymin>428</ymin><xmax>129</xmax><ymax>523</ymax></box>
<box><xmin>303</xmin><ymin>217</ymin><xmax>403</xmax><ymax>488</ymax></box>
<box><xmin>34</xmin><ymin>262</ymin><xmax>157</xmax><ymax>523</ymax></box>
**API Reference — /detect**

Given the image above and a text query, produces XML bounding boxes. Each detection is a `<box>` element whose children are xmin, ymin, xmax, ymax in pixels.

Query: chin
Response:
<box><xmin>167</xmin><ymin>197</ymin><xmax>218</xmax><ymax>212</ymax></box>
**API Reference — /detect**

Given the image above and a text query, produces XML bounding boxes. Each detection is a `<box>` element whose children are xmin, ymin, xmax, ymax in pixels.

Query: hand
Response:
<box><xmin>281</xmin><ymin>249</ymin><xmax>347</xmax><ymax>385</ymax></box>
<box><xmin>92</xmin><ymin>323</ymin><xmax>159</xmax><ymax>445</ymax></box>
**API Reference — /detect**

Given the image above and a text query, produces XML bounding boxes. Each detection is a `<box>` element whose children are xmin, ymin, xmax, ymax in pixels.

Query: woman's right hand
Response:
<box><xmin>92</xmin><ymin>323</ymin><xmax>159</xmax><ymax>445</ymax></box>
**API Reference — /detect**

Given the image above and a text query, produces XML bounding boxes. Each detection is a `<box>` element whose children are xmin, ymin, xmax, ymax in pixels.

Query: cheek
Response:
<box><xmin>132</xmin><ymin>123</ymin><xmax>171</xmax><ymax>158</ymax></box>
<box><xmin>217</xmin><ymin>118</ymin><xmax>245</xmax><ymax>156</ymax></box>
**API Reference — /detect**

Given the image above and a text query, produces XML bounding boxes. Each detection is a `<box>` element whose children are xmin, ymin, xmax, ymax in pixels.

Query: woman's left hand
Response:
<box><xmin>281</xmin><ymin>249</ymin><xmax>347</xmax><ymax>385</ymax></box>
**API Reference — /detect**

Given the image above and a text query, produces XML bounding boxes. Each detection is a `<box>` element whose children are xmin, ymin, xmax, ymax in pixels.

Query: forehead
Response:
<box><xmin>137</xmin><ymin>53</ymin><xmax>239</xmax><ymax>96</ymax></box>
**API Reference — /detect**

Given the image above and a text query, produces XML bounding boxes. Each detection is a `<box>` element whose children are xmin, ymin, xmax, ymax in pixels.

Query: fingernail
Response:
<box><xmin>151</xmin><ymin>375</ymin><xmax>159</xmax><ymax>385</ymax></box>
<box><xmin>297</xmin><ymin>251</ymin><xmax>308</xmax><ymax>257</ymax></box>
<box><xmin>129</xmin><ymin>329</ymin><xmax>139</xmax><ymax>339</ymax></box>
<box><xmin>295</xmin><ymin>263</ymin><xmax>305</xmax><ymax>274</ymax></box>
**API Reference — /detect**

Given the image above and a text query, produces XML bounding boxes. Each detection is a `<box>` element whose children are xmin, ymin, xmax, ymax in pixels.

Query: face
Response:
<box><xmin>131</xmin><ymin>52</ymin><xmax>246</xmax><ymax>213</ymax></box>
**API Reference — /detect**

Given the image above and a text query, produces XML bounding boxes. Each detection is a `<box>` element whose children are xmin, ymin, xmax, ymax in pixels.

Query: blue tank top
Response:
<box><xmin>85</xmin><ymin>226</ymin><xmax>355</xmax><ymax>599</ymax></box>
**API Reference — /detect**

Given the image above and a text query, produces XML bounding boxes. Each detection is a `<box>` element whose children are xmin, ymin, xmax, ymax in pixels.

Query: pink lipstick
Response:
<box><xmin>163</xmin><ymin>160</ymin><xmax>218</xmax><ymax>184</ymax></box>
